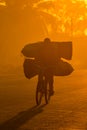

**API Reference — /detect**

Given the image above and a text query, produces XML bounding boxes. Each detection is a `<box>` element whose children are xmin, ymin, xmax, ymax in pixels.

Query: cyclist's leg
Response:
<box><xmin>37</xmin><ymin>68</ymin><xmax>45</xmax><ymax>88</ymax></box>
<box><xmin>49</xmin><ymin>75</ymin><xmax>54</xmax><ymax>95</ymax></box>
<box><xmin>37</xmin><ymin>73</ymin><xmax>43</xmax><ymax>87</ymax></box>
<box><xmin>45</xmin><ymin>71</ymin><xmax>54</xmax><ymax>95</ymax></box>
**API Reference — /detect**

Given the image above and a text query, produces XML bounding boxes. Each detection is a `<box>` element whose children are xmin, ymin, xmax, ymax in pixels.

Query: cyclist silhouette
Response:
<box><xmin>22</xmin><ymin>37</ymin><xmax>74</xmax><ymax>97</ymax></box>
<box><xmin>35</xmin><ymin>38</ymin><xmax>61</xmax><ymax>95</ymax></box>
<box><xmin>21</xmin><ymin>38</ymin><xmax>74</xmax><ymax>102</ymax></box>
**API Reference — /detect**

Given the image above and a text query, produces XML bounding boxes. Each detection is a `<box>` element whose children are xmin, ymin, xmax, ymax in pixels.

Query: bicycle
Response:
<box><xmin>36</xmin><ymin>75</ymin><xmax>51</xmax><ymax>105</ymax></box>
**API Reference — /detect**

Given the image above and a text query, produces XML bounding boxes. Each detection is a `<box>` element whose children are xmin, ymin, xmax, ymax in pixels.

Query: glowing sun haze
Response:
<box><xmin>0</xmin><ymin>1</ymin><xmax>6</xmax><ymax>6</ymax></box>
<box><xmin>0</xmin><ymin>0</ymin><xmax>87</xmax><ymax>68</ymax></box>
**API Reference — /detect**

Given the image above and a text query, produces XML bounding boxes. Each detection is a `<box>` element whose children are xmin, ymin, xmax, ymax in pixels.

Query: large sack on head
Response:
<box><xmin>52</xmin><ymin>60</ymin><xmax>74</xmax><ymax>76</ymax></box>
<box><xmin>21</xmin><ymin>41</ymin><xmax>72</xmax><ymax>60</ymax></box>
<box><xmin>21</xmin><ymin>42</ymin><xmax>42</xmax><ymax>58</ymax></box>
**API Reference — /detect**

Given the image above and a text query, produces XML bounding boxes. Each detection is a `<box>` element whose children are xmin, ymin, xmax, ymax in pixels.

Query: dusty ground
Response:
<box><xmin>0</xmin><ymin>69</ymin><xmax>87</xmax><ymax>130</ymax></box>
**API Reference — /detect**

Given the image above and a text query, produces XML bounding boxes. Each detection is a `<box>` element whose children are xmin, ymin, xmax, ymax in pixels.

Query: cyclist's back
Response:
<box><xmin>35</xmin><ymin>38</ymin><xmax>60</xmax><ymax>66</ymax></box>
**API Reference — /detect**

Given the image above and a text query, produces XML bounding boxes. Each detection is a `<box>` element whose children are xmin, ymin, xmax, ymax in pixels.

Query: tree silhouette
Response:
<box><xmin>2</xmin><ymin>0</ymin><xmax>87</xmax><ymax>39</ymax></box>
<box><xmin>34</xmin><ymin>0</ymin><xmax>87</xmax><ymax>38</ymax></box>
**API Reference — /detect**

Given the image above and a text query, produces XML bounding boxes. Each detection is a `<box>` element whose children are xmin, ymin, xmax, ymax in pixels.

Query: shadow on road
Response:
<box><xmin>0</xmin><ymin>104</ymin><xmax>46</xmax><ymax>130</ymax></box>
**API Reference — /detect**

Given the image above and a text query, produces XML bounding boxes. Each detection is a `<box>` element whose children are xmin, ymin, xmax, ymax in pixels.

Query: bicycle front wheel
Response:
<box><xmin>44</xmin><ymin>82</ymin><xmax>50</xmax><ymax>104</ymax></box>
<box><xmin>36</xmin><ymin>82</ymin><xmax>43</xmax><ymax>105</ymax></box>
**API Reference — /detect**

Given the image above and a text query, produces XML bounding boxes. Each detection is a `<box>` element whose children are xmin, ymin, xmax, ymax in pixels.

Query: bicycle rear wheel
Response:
<box><xmin>44</xmin><ymin>81</ymin><xmax>50</xmax><ymax>104</ymax></box>
<box><xmin>36</xmin><ymin>81</ymin><xmax>43</xmax><ymax>105</ymax></box>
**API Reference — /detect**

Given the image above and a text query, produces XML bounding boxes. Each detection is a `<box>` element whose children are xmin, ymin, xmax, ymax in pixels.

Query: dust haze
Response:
<box><xmin>0</xmin><ymin>0</ymin><xmax>87</xmax><ymax>74</ymax></box>
<box><xmin>1</xmin><ymin>1</ymin><xmax>87</xmax><ymax>129</ymax></box>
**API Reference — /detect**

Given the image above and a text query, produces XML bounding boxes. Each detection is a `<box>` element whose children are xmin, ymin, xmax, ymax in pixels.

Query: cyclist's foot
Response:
<box><xmin>50</xmin><ymin>90</ymin><xmax>54</xmax><ymax>96</ymax></box>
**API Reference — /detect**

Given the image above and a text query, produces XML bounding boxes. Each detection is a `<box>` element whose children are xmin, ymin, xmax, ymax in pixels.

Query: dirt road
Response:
<box><xmin>0</xmin><ymin>70</ymin><xmax>87</xmax><ymax>130</ymax></box>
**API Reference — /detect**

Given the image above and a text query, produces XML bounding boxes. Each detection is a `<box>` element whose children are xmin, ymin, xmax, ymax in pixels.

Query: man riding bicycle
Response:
<box><xmin>22</xmin><ymin>37</ymin><xmax>73</xmax><ymax>97</ymax></box>
<box><xmin>35</xmin><ymin>38</ymin><xmax>61</xmax><ymax>96</ymax></box>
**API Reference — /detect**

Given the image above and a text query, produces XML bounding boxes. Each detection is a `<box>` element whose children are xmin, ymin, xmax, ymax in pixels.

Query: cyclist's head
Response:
<box><xmin>44</xmin><ymin>38</ymin><xmax>51</xmax><ymax>43</ymax></box>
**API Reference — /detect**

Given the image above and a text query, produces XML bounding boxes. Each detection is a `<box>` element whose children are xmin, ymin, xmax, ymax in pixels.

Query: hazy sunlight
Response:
<box><xmin>0</xmin><ymin>1</ymin><xmax>6</xmax><ymax>6</ymax></box>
